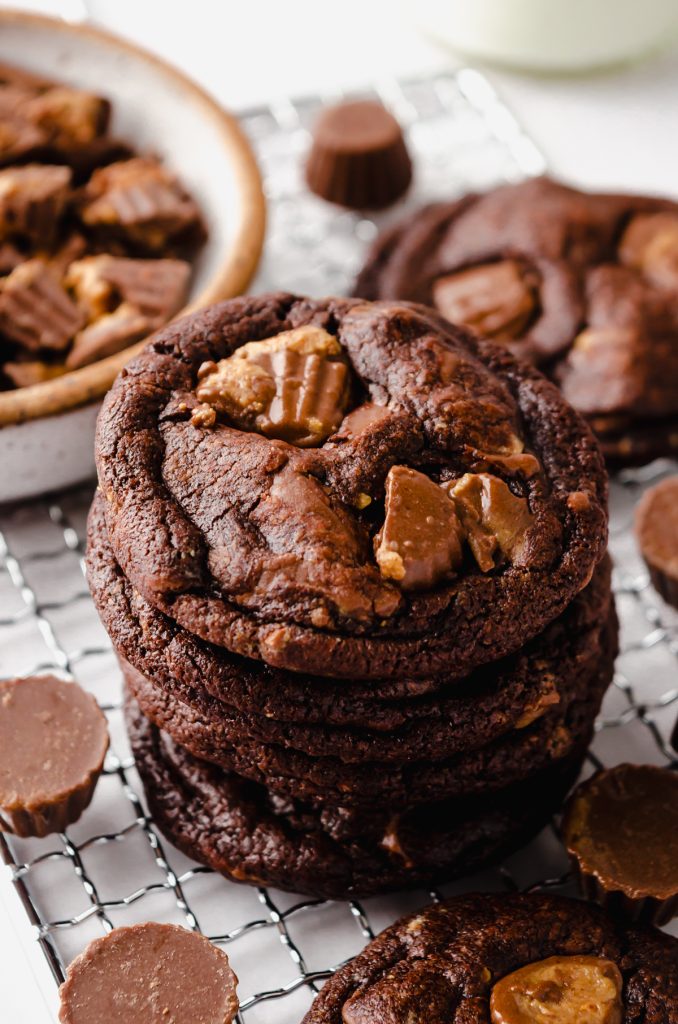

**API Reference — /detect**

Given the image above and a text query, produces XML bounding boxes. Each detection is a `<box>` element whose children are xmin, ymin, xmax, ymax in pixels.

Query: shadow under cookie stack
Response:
<box><xmin>87</xmin><ymin>292</ymin><xmax>614</xmax><ymax>900</ymax></box>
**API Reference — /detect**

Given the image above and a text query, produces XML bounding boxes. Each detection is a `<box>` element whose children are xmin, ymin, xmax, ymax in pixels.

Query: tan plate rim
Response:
<box><xmin>0</xmin><ymin>8</ymin><xmax>267</xmax><ymax>427</ymax></box>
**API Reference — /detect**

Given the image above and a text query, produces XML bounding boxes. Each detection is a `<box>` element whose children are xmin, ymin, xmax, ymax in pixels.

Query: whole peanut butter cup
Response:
<box><xmin>305</xmin><ymin>99</ymin><xmax>412</xmax><ymax>210</ymax></box>
<box><xmin>0</xmin><ymin>675</ymin><xmax>108</xmax><ymax>837</ymax></box>
<box><xmin>562</xmin><ymin>763</ymin><xmax>678</xmax><ymax>925</ymax></box>
<box><xmin>58</xmin><ymin>922</ymin><xmax>238</xmax><ymax>1024</ymax></box>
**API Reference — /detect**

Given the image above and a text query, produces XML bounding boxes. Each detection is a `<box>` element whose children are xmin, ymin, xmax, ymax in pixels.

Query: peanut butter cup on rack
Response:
<box><xmin>562</xmin><ymin>763</ymin><xmax>678</xmax><ymax>925</ymax></box>
<box><xmin>0</xmin><ymin>675</ymin><xmax>108</xmax><ymax>837</ymax></box>
<box><xmin>305</xmin><ymin>99</ymin><xmax>412</xmax><ymax>210</ymax></box>
<box><xmin>356</xmin><ymin>177</ymin><xmax>678</xmax><ymax>464</ymax></box>
<box><xmin>635</xmin><ymin>475</ymin><xmax>678</xmax><ymax>609</ymax></box>
<box><xmin>93</xmin><ymin>292</ymin><xmax>607</xmax><ymax>682</ymax></box>
<box><xmin>58</xmin><ymin>922</ymin><xmax>238</xmax><ymax>1024</ymax></box>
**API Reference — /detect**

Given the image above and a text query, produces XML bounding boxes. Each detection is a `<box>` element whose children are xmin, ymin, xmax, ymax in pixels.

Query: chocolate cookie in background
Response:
<box><xmin>87</xmin><ymin>291</ymin><xmax>612</xmax><ymax>898</ymax></box>
<box><xmin>635</xmin><ymin>475</ymin><xmax>678</xmax><ymax>609</ymax></box>
<box><xmin>301</xmin><ymin>893</ymin><xmax>678</xmax><ymax>1024</ymax></box>
<box><xmin>355</xmin><ymin>176</ymin><xmax>678</xmax><ymax>465</ymax></box>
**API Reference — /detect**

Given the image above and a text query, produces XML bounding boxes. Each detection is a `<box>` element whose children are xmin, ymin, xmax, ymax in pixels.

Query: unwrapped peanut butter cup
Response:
<box><xmin>0</xmin><ymin>675</ymin><xmax>108</xmax><ymax>837</ymax></box>
<box><xmin>305</xmin><ymin>99</ymin><xmax>412</xmax><ymax>210</ymax></box>
<box><xmin>58</xmin><ymin>922</ymin><xmax>239</xmax><ymax>1024</ymax></box>
<box><xmin>562</xmin><ymin>763</ymin><xmax>678</xmax><ymax>925</ymax></box>
<box><xmin>635</xmin><ymin>475</ymin><xmax>678</xmax><ymax>609</ymax></box>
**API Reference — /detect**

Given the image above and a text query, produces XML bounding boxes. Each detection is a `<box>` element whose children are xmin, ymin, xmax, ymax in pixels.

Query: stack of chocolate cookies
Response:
<box><xmin>87</xmin><ymin>293</ymin><xmax>613</xmax><ymax>899</ymax></box>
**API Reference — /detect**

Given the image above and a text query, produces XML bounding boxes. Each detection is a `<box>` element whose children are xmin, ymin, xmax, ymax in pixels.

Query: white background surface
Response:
<box><xmin>2</xmin><ymin>2</ymin><xmax>678</xmax><ymax>1021</ymax></box>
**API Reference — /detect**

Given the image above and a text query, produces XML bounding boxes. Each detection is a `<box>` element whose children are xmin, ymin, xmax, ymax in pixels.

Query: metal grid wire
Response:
<box><xmin>1</xmin><ymin>70</ymin><xmax>677</xmax><ymax>1023</ymax></box>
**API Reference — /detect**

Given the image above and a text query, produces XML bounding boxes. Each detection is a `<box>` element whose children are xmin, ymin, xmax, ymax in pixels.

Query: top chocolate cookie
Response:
<box><xmin>356</xmin><ymin>177</ymin><xmax>678</xmax><ymax>463</ymax></box>
<box><xmin>94</xmin><ymin>293</ymin><xmax>606</xmax><ymax>680</ymax></box>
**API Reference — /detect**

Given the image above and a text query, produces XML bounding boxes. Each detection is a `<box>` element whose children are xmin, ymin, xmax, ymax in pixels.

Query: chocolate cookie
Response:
<box><xmin>94</xmin><ymin>292</ymin><xmax>607</xmax><ymax>681</ymax></box>
<box><xmin>302</xmin><ymin>892</ymin><xmax>678</xmax><ymax>1023</ymax></box>
<box><xmin>125</xmin><ymin>695</ymin><xmax>586</xmax><ymax>899</ymax></box>
<box><xmin>87</xmin><ymin>495</ymin><xmax>613</xmax><ymax>759</ymax></box>
<box><xmin>356</xmin><ymin>178</ymin><xmax>678</xmax><ymax>464</ymax></box>
<box><xmin>122</xmin><ymin>618</ymin><xmax>614</xmax><ymax>809</ymax></box>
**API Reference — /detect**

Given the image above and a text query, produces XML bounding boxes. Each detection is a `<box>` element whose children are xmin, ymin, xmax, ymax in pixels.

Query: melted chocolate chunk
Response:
<box><xmin>433</xmin><ymin>260</ymin><xmax>537</xmax><ymax>341</ymax></box>
<box><xmin>374</xmin><ymin>465</ymin><xmax>463</xmax><ymax>590</ymax></box>
<box><xmin>447</xmin><ymin>473</ymin><xmax>536</xmax><ymax>572</ymax></box>
<box><xmin>619</xmin><ymin>212</ymin><xmax>678</xmax><ymax>290</ymax></box>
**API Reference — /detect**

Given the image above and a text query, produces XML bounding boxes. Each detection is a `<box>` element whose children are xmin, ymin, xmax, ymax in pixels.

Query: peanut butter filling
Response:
<box><xmin>194</xmin><ymin>326</ymin><xmax>351</xmax><ymax>447</ymax></box>
<box><xmin>490</xmin><ymin>955</ymin><xmax>623</xmax><ymax>1024</ymax></box>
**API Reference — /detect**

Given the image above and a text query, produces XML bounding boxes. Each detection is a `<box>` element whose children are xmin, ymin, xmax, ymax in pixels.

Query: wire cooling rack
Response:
<box><xmin>1</xmin><ymin>70</ymin><xmax>677</xmax><ymax>1024</ymax></box>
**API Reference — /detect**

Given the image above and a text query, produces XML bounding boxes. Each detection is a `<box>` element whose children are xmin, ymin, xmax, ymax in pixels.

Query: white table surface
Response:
<box><xmin>2</xmin><ymin>2</ymin><xmax>678</xmax><ymax>1020</ymax></box>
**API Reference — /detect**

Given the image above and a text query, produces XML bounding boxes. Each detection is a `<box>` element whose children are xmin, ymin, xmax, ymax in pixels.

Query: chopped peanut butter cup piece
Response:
<box><xmin>447</xmin><ymin>472</ymin><xmax>535</xmax><ymax>572</ymax></box>
<box><xmin>195</xmin><ymin>326</ymin><xmax>351</xmax><ymax>446</ymax></box>
<box><xmin>79</xmin><ymin>156</ymin><xmax>205</xmax><ymax>252</ymax></box>
<box><xmin>66</xmin><ymin>253</ymin><xmax>190</xmax><ymax>323</ymax></box>
<box><xmin>24</xmin><ymin>86</ymin><xmax>110</xmax><ymax>151</ymax></box>
<box><xmin>490</xmin><ymin>955</ymin><xmax>623</xmax><ymax>1024</ymax></box>
<box><xmin>58</xmin><ymin>923</ymin><xmax>239</xmax><ymax>1024</ymax></box>
<box><xmin>0</xmin><ymin>258</ymin><xmax>84</xmax><ymax>351</ymax></box>
<box><xmin>619</xmin><ymin>212</ymin><xmax>678</xmax><ymax>290</ymax></box>
<box><xmin>374</xmin><ymin>465</ymin><xmax>464</xmax><ymax>590</ymax></box>
<box><xmin>3</xmin><ymin>359</ymin><xmax>66</xmax><ymax>388</ymax></box>
<box><xmin>0</xmin><ymin>675</ymin><xmax>108</xmax><ymax>837</ymax></box>
<box><xmin>433</xmin><ymin>260</ymin><xmax>536</xmax><ymax>340</ymax></box>
<box><xmin>66</xmin><ymin>302</ymin><xmax>152</xmax><ymax>370</ymax></box>
<box><xmin>0</xmin><ymin>163</ymin><xmax>71</xmax><ymax>244</ymax></box>
<box><xmin>0</xmin><ymin>111</ymin><xmax>46</xmax><ymax>165</ymax></box>
<box><xmin>562</xmin><ymin>763</ymin><xmax>678</xmax><ymax>925</ymax></box>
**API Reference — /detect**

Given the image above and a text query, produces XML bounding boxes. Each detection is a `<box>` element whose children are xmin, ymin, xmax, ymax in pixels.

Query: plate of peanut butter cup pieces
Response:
<box><xmin>0</xmin><ymin>10</ymin><xmax>266</xmax><ymax>503</ymax></box>
<box><xmin>2</xmin><ymin>58</ymin><xmax>678</xmax><ymax>1024</ymax></box>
